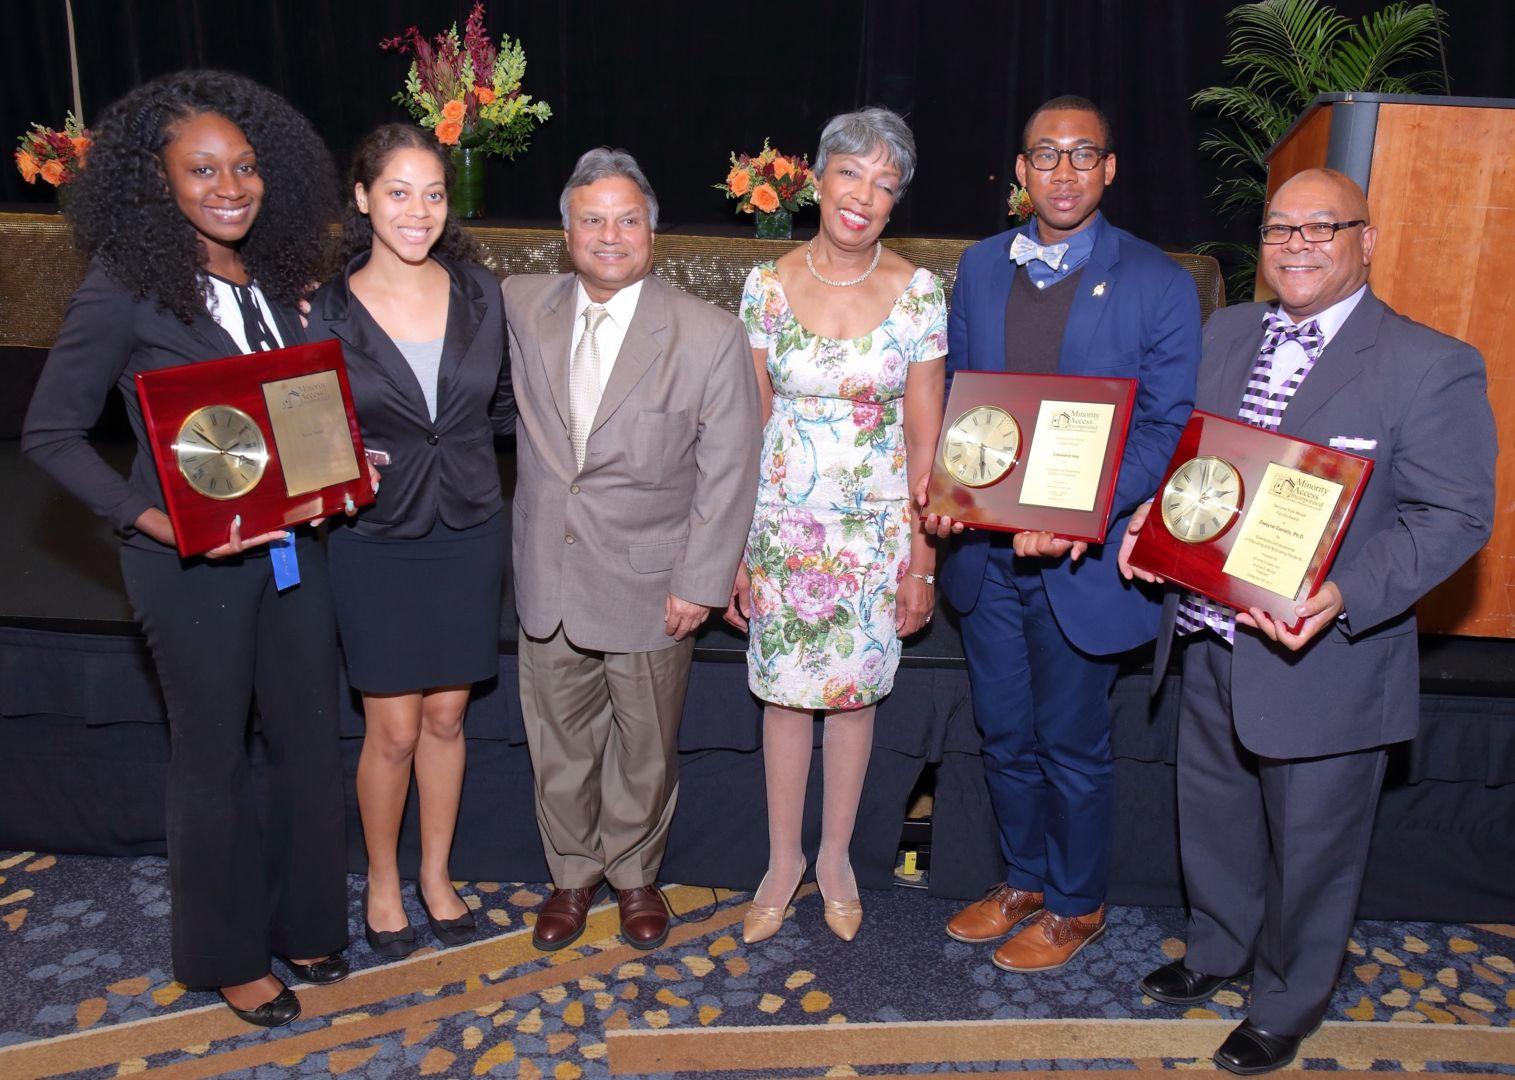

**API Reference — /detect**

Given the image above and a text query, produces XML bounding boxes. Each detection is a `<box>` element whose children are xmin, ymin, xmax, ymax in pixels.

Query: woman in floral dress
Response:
<box><xmin>726</xmin><ymin>108</ymin><xmax>947</xmax><ymax>943</ymax></box>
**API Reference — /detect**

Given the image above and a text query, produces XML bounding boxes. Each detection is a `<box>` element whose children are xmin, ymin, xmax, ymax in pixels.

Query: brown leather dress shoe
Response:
<box><xmin>616</xmin><ymin>885</ymin><xmax>671</xmax><ymax>950</ymax></box>
<box><xmin>992</xmin><ymin>906</ymin><xmax>1106</xmax><ymax>972</ymax></box>
<box><xmin>532</xmin><ymin>883</ymin><xmax>607</xmax><ymax>952</ymax></box>
<box><xmin>945</xmin><ymin>884</ymin><xmax>1045</xmax><ymax>943</ymax></box>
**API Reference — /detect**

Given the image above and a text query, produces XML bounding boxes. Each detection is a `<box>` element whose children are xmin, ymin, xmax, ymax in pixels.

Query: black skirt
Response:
<box><xmin>328</xmin><ymin>512</ymin><xmax>506</xmax><ymax>693</ymax></box>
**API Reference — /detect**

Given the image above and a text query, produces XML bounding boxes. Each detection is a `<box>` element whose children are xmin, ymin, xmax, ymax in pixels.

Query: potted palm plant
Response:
<box><xmin>1192</xmin><ymin>0</ymin><xmax>1449</xmax><ymax>299</ymax></box>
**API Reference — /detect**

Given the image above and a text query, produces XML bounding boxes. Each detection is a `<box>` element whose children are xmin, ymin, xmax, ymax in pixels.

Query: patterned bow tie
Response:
<box><xmin>1009</xmin><ymin>232</ymin><xmax>1070</xmax><ymax>270</ymax></box>
<box><xmin>1261</xmin><ymin>312</ymin><xmax>1324</xmax><ymax>357</ymax></box>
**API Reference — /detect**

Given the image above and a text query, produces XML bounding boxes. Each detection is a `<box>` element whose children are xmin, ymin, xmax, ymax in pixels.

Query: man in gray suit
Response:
<box><xmin>1119</xmin><ymin>169</ymin><xmax>1495</xmax><ymax>1075</ymax></box>
<box><xmin>503</xmin><ymin>148</ymin><xmax>760</xmax><ymax>951</ymax></box>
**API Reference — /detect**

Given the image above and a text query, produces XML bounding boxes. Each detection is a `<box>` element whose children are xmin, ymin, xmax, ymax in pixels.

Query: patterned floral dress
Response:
<box><xmin>739</xmin><ymin>262</ymin><xmax>949</xmax><ymax>709</ymax></box>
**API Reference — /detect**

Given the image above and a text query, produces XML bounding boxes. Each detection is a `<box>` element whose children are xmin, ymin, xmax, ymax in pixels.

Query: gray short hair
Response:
<box><xmin>559</xmin><ymin>147</ymin><xmax>659</xmax><ymax>231</ymax></box>
<box><xmin>814</xmin><ymin>108</ymin><xmax>917</xmax><ymax>198</ymax></box>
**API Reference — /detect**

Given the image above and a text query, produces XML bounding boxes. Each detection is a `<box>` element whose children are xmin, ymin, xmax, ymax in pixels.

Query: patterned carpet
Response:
<box><xmin>0</xmin><ymin>851</ymin><xmax>1512</xmax><ymax>1077</ymax></box>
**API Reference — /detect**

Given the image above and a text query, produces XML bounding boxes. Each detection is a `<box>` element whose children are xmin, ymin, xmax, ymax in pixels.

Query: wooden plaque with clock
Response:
<box><xmin>924</xmin><ymin>371</ymin><xmax>1137</xmax><ymax>543</ymax></box>
<box><xmin>1127</xmin><ymin>411</ymin><xmax>1373</xmax><ymax>631</ymax></box>
<box><xmin>135</xmin><ymin>339</ymin><xmax>374</xmax><ymax>557</ymax></box>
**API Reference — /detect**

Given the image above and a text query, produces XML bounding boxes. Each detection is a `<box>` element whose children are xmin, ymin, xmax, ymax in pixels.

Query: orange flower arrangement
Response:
<box><xmin>14</xmin><ymin>111</ymin><xmax>91</xmax><ymax>188</ymax></box>
<box><xmin>382</xmin><ymin>2</ymin><xmax>550</xmax><ymax>160</ymax></box>
<box><xmin>716</xmin><ymin>139</ymin><xmax>817</xmax><ymax>216</ymax></box>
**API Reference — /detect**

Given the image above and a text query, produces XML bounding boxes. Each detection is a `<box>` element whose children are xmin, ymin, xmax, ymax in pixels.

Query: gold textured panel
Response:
<box><xmin>0</xmin><ymin>214</ymin><xmax>1223</xmax><ymax>350</ymax></box>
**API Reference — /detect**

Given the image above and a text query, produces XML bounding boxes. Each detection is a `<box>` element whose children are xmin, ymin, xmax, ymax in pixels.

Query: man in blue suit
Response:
<box><xmin>932</xmin><ymin>96</ymin><xmax>1200</xmax><ymax>971</ymax></box>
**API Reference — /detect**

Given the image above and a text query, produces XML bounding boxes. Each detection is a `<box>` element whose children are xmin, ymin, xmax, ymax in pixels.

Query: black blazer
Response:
<box><xmin>307</xmin><ymin>253</ymin><xmax>514</xmax><ymax>540</ymax></box>
<box><xmin>21</xmin><ymin>261</ymin><xmax>308</xmax><ymax>552</ymax></box>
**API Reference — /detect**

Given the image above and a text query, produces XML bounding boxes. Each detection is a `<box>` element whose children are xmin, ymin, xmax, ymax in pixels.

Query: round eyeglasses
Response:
<box><xmin>1021</xmin><ymin>146</ymin><xmax>1110</xmax><ymax>171</ymax></box>
<box><xmin>1259</xmin><ymin>220</ymin><xmax>1365</xmax><ymax>244</ymax></box>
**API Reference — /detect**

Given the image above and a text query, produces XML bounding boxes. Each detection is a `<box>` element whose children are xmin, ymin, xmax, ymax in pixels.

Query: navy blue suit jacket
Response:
<box><xmin>939</xmin><ymin>220</ymin><xmax>1201</xmax><ymax>656</ymax></box>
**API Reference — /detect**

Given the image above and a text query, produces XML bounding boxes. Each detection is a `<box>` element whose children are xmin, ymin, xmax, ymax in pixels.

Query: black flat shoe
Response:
<box><xmin>1213</xmin><ymin>1018</ymin><xmax>1318</xmax><ymax>1076</ymax></box>
<box><xmin>277</xmin><ymin>952</ymin><xmax>350</xmax><ymax>985</ymax></box>
<box><xmin>418</xmin><ymin>886</ymin><xmax>477</xmax><ymax>947</ymax></box>
<box><xmin>1141</xmin><ymin>959</ymin><xmax>1243</xmax><ymax>1006</ymax></box>
<box><xmin>217</xmin><ymin>983</ymin><xmax>300</xmax><ymax>1028</ymax></box>
<box><xmin>363</xmin><ymin>884</ymin><xmax>419</xmax><ymax>960</ymax></box>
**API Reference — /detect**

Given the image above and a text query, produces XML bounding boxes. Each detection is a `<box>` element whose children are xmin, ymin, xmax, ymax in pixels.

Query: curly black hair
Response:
<box><xmin>66</xmin><ymin>69</ymin><xmax>338</xmax><ymax>323</ymax></box>
<box><xmin>333</xmin><ymin>123</ymin><xmax>484</xmax><ymax>272</ymax></box>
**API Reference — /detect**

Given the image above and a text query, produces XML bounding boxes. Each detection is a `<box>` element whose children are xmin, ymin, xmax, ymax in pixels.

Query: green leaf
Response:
<box><xmin>1191</xmin><ymin>0</ymin><xmax>1448</xmax><ymax>299</ymax></box>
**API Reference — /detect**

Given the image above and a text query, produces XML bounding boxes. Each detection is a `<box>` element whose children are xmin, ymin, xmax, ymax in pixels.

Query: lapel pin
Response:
<box><xmin>1092</xmin><ymin>281</ymin><xmax>1107</xmax><ymax>298</ymax></box>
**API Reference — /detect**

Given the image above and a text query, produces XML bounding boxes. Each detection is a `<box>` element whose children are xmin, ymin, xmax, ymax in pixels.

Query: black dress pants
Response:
<box><xmin>1177</xmin><ymin>634</ymin><xmax>1389</xmax><ymax>1035</ymax></box>
<box><xmin>120</xmin><ymin>535</ymin><xmax>348</xmax><ymax>988</ymax></box>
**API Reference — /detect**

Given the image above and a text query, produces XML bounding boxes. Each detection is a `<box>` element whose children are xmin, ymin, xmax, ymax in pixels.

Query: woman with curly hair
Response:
<box><xmin>306</xmin><ymin>123</ymin><xmax>512</xmax><ymax>959</ymax></box>
<box><xmin>21</xmin><ymin>70</ymin><xmax>350</xmax><ymax>1027</ymax></box>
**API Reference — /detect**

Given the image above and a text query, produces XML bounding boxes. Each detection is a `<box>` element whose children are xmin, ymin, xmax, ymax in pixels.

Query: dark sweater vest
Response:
<box><xmin>1003</xmin><ymin>264</ymin><xmax>1085</xmax><ymax>374</ymax></box>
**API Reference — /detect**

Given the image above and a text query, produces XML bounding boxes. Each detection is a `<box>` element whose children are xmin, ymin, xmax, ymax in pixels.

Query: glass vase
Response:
<box><xmin>449</xmin><ymin>146</ymin><xmax>486</xmax><ymax>220</ymax></box>
<box><xmin>755</xmin><ymin>207</ymin><xmax>793</xmax><ymax>240</ymax></box>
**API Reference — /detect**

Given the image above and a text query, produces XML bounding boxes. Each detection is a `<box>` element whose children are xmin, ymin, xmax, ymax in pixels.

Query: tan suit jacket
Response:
<box><xmin>503</xmin><ymin>271</ymin><xmax>760</xmax><ymax>653</ymax></box>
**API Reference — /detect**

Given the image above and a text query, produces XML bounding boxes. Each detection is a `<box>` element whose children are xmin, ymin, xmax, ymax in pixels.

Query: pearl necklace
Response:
<box><xmin>805</xmin><ymin>241</ymin><xmax>882</xmax><ymax>288</ymax></box>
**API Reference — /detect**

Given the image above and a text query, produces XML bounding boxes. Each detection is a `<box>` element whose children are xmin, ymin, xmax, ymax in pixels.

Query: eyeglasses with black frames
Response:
<box><xmin>1259</xmin><ymin>220</ymin><xmax>1365</xmax><ymax>245</ymax></box>
<box><xmin>1021</xmin><ymin>146</ymin><xmax>1110</xmax><ymax>171</ymax></box>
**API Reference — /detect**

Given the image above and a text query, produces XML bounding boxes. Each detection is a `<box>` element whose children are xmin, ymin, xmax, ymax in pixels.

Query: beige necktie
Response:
<box><xmin>570</xmin><ymin>303</ymin><xmax>609</xmax><ymax>470</ymax></box>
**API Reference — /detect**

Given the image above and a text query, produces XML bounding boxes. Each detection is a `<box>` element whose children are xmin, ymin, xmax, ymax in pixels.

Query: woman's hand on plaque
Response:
<box><xmin>204</xmin><ymin>514</ymin><xmax>288</xmax><ymax>559</ymax></box>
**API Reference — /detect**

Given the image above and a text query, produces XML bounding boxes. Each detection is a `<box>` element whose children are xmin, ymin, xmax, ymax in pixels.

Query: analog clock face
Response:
<box><xmin>1160</xmin><ymin>455</ymin><xmax>1243</xmax><ymax>543</ymax></box>
<box><xmin>173</xmin><ymin>405</ymin><xmax>269</xmax><ymax>500</ymax></box>
<box><xmin>942</xmin><ymin>406</ymin><xmax>1021</xmax><ymax>488</ymax></box>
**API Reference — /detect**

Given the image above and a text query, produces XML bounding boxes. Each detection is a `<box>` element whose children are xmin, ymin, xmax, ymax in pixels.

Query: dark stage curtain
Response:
<box><xmin>3</xmin><ymin>1</ymin><xmax>1511</xmax><ymax>248</ymax></box>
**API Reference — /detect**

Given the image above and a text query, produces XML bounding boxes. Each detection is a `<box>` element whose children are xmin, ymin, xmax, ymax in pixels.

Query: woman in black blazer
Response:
<box><xmin>21</xmin><ymin>71</ymin><xmax>350</xmax><ymax>1026</ymax></box>
<box><xmin>306</xmin><ymin>124</ymin><xmax>513</xmax><ymax>958</ymax></box>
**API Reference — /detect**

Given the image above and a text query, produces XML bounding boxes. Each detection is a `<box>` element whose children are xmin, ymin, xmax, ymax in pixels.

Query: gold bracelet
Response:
<box><xmin>907</xmin><ymin>570</ymin><xmax>936</xmax><ymax>585</ymax></box>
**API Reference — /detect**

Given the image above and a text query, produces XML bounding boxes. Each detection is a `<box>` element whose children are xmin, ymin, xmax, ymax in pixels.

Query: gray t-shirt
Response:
<box><xmin>395</xmin><ymin>337</ymin><xmax>444</xmax><ymax>422</ymax></box>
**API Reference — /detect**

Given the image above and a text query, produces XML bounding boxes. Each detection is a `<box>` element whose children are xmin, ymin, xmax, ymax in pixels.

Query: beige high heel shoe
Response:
<box><xmin>742</xmin><ymin>862</ymin><xmax>806</xmax><ymax>945</ymax></box>
<box><xmin>819</xmin><ymin>862</ymin><xmax>863</xmax><ymax>941</ymax></box>
<box><xmin>822</xmin><ymin>895</ymin><xmax>864</xmax><ymax>941</ymax></box>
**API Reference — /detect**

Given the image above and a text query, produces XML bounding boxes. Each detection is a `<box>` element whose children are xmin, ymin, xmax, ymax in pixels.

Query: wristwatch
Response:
<box><xmin>907</xmin><ymin>570</ymin><xmax>936</xmax><ymax>585</ymax></box>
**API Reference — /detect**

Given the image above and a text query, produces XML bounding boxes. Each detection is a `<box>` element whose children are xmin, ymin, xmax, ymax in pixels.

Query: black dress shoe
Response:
<box><xmin>363</xmin><ymin>884</ymin><xmax>419</xmax><ymax>961</ymax></box>
<box><xmin>217</xmin><ymin>983</ymin><xmax>300</xmax><ymax>1028</ymax></box>
<box><xmin>277</xmin><ymin>952</ymin><xmax>350</xmax><ymax>985</ymax></box>
<box><xmin>1213</xmin><ymin>1018</ymin><xmax>1316</xmax><ymax>1076</ymax></box>
<box><xmin>418</xmin><ymin>886</ymin><xmax>477</xmax><ymax>947</ymax></box>
<box><xmin>1141</xmin><ymin>959</ymin><xmax>1242</xmax><ymax>1005</ymax></box>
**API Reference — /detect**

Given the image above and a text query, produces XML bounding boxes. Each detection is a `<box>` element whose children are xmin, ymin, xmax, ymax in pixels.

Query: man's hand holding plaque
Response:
<box><xmin>922</xmin><ymin>371</ymin><xmax>1137</xmax><ymax>544</ymax></box>
<box><xmin>1122</xmin><ymin>410</ymin><xmax>1372</xmax><ymax>635</ymax></box>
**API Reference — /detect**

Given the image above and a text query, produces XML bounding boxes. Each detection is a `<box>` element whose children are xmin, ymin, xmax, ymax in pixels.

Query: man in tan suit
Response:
<box><xmin>503</xmin><ymin>148</ymin><xmax>760</xmax><ymax>951</ymax></box>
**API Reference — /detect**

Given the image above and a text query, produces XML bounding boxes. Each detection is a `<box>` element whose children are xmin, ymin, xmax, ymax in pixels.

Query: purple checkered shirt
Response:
<box><xmin>1175</xmin><ymin>311</ymin><xmax>1325</xmax><ymax>643</ymax></box>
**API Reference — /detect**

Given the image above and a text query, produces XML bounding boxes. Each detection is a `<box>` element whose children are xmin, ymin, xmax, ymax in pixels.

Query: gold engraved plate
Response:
<box><xmin>1019</xmin><ymin>399</ymin><xmax>1117</xmax><ymax>512</ymax></box>
<box><xmin>1223</xmin><ymin>462</ymin><xmax>1344</xmax><ymax>599</ymax></box>
<box><xmin>943</xmin><ymin>405</ymin><xmax>1021</xmax><ymax>488</ymax></box>
<box><xmin>174</xmin><ymin>405</ymin><xmax>269</xmax><ymax>500</ymax></box>
<box><xmin>261</xmin><ymin>369</ymin><xmax>361</xmax><ymax>497</ymax></box>
<box><xmin>1160</xmin><ymin>455</ymin><xmax>1242</xmax><ymax>543</ymax></box>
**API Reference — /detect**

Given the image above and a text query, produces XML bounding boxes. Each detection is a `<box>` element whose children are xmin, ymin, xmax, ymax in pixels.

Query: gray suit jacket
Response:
<box><xmin>502</xmin><ymin>271</ymin><xmax>761</xmax><ymax>653</ymax></box>
<box><xmin>1156</xmin><ymin>289</ymin><xmax>1496</xmax><ymax>758</ymax></box>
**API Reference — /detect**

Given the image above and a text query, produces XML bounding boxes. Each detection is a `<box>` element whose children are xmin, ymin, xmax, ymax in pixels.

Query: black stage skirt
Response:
<box><xmin>328</xmin><ymin>512</ymin><xmax>506</xmax><ymax>693</ymax></box>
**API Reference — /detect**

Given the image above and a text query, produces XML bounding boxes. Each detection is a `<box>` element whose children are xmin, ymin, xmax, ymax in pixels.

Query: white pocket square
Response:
<box><xmin>1329</xmin><ymin>436</ymin><xmax>1378</xmax><ymax>452</ymax></box>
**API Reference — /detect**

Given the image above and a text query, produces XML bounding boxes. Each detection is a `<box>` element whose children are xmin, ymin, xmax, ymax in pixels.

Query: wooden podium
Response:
<box><xmin>1264</xmin><ymin>93</ymin><xmax>1515</xmax><ymax>638</ymax></box>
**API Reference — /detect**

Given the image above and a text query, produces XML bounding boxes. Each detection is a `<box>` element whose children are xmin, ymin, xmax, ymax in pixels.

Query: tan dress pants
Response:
<box><xmin>518</xmin><ymin>626</ymin><xmax>695</xmax><ymax>889</ymax></box>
